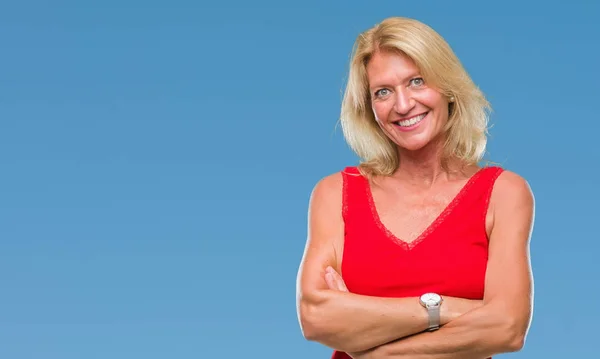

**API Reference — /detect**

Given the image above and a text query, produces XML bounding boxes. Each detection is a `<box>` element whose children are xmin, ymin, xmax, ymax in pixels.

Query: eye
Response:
<box><xmin>374</xmin><ymin>88</ymin><xmax>390</xmax><ymax>98</ymax></box>
<box><xmin>409</xmin><ymin>77</ymin><xmax>425</xmax><ymax>87</ymax></box>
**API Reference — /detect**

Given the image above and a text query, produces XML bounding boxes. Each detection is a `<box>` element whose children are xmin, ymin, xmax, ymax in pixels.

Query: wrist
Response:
<box><xmin>439</xmin><ymin>299</ymin><xmax>459</xmax><ymax>325</ymax></box>
<box><xmin>419</xmin><ymin>293</ymin><xmax>443</xmax><ymax>331</ymax></box>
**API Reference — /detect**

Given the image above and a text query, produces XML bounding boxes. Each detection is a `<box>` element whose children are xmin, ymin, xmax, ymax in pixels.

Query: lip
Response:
<box><xmin>393</xmin><ymin>112</ymin><xmax>428</xmax><ymax>132</ymax></box>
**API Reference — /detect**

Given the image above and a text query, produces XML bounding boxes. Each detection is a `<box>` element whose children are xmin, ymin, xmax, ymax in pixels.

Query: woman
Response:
<box><xmin>295</xmin><ymin>17</ymin><xmax>534</xmax><ymax>359</ymax></box>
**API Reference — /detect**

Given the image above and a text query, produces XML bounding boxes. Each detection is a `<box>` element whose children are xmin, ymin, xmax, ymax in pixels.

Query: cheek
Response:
<box><xmin>416</xmin><ymin>91</ymin><xmax>445</xmax><ymax>111</ymax></box>
<box><xmin>372</xmin><ymin>101</ymin><xmax>391</xmax><ymax>122</ymax></box>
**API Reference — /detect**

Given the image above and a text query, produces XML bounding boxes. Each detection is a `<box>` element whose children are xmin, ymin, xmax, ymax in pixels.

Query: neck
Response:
<box><xmin>393</xmin><ymin>136</ymin><xmax>465</xmax><ymax>187</ymax></box>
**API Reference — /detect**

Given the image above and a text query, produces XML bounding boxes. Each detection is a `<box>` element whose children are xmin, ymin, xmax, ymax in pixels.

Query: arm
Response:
<box><xmin>349</xmin><ymin>171</ymin><xmax>535</xmax><ymax>359</ymax></box>
<box><xmin>296</xmin><ymin>173</ymin><xmax>482</xmax><ymax>353</ymax></box>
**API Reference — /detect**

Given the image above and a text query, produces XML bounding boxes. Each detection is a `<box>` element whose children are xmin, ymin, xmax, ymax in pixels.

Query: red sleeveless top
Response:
<box><xmin>331</xmin><ymin>166</ymin><xmax>504</xmax><ymax>359</ymax></box>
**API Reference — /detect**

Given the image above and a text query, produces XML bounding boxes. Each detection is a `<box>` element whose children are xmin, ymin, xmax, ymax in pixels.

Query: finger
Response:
<box><xmin>334</xmin><ymin>271</ymin><xmax>349</xmax><ymax>292</ymax></box>
<box><xmin>339</xmin><ymin>278</ymin><xmax>348</xmax><ymax>292</ymax></box>
<box><xmin>329</xmin><ymin>269</ymin><xmax>347</xmax><ymax>292</ymax></box>
<box><xmin>325</xmin><ymin>272</ymin><xmax>337</xmax><ymax>290</ymax></box>
<box><xmin>334</xmin><ymin>273</ymin><xmax>345</xmax><ymax>291</ymax></box>
<box><xmin>325</xmin><ymin>266</ymin><xmax>349</xmax><ymax>292</ymax></box>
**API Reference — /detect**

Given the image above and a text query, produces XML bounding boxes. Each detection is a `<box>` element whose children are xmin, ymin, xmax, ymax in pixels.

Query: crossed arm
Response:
<box><xmin>295</xmin><ymin>171</ymin><xmax>535</xmax><ymax>358</ymax></box>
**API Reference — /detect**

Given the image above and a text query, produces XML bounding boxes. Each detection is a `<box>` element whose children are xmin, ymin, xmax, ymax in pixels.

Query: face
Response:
<box><xmin>366</xmin><ymin>50</ymin><xmax>451</xmax><ymax>152</ymax></box>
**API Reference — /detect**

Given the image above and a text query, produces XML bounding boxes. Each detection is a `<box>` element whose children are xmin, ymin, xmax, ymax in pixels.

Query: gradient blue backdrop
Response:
<box><xmin>1</xmin><ymin>1</ymin><xmax>598</xmax><ymax>358</ymax></box>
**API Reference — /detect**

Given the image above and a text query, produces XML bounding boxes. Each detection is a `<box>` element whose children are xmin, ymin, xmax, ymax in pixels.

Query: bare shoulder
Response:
<box><xmin>309</xmin><ymin>171</ymin><xmax>344</xmax><ymax>211</ymax></box>
<box><xmin>492</xmin><ymin>170</ymin><xmax>535</xmax><ymax>209</ymax></box>
<box><xmin>489</xmin><ymin>169</ymin><xmax>535</xmax><ymax>243</ymax></box>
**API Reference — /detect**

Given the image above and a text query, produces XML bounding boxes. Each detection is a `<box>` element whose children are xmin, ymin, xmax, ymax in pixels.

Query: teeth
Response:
<box><xmin>396</xmin><ymin>113</ymin><xmax>426</xmax><ymax>127</ymax></box>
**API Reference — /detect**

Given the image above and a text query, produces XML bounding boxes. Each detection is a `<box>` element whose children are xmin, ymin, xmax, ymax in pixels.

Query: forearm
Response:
<box><xmin>360</xmin><ymin>302</ymin><xmax>526</xmax><ymax>359</ymax></box>
<box><xmin>300</xmin><ymin>290</ymin><xmax>475</xmax><ymax>353</ymax></box>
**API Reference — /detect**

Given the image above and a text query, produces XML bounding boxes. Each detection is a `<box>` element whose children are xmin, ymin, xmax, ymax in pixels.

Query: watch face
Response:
<box><xmin>421</xmin><ymin>293</ymin><xmax>442</xmax><ymax>306</ymax></box>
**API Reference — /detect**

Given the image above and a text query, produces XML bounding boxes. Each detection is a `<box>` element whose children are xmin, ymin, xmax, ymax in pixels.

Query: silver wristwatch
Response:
<box><xmin>419</xmin><ymin>293</ymin><xmax>443</xmax><ymax>331</ymax></box>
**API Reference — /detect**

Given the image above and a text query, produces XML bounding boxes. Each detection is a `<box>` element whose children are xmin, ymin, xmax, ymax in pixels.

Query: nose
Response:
<box><xmin>393</xmin><ymin>88</ymin><xmax>415</xmax><ymax>115</ymax></box>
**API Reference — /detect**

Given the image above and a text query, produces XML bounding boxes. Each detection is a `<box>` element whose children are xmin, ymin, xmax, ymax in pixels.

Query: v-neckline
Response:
<box><xmin>364</xmin><ymin>167</ymin><xmax>487</xmax><ymax>251</ymax></box>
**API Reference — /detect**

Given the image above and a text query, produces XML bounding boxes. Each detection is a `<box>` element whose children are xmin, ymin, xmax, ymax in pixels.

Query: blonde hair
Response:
<box><xmin>339</xmin><ymin>17</ymin><xmax>491</xmax><ymax>177</ymax></box>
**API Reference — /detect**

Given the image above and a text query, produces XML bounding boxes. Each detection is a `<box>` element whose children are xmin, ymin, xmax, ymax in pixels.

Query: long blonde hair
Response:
<box><xmin>340</xmin><ymin>17</ymin><xmax>491</xmax><ymax>177</ymax></box>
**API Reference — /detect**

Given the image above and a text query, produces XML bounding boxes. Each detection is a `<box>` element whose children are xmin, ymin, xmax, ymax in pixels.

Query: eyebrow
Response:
<box><xmin>369</xmin><ymin>73</ymin><xmax>422</xmax><ymax>90</ymax></box>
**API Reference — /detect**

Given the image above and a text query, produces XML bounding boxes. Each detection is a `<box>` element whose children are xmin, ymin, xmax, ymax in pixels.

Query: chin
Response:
<box><xmin>400</xmin><ymin>143</ymin><xmax>428</xmax><ymax>152</ymax></box>
<box><xmin>396</xmin><ymin>137</ymin><xmax>433</xmax><ymax>152</ymax></box>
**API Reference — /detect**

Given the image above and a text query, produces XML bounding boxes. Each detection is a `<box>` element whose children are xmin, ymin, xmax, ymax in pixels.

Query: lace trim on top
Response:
<box><xmin>364</xmin><ymin>167</ymin><xmax>491</xmax><ymax>251</ymax></box>
<box><xmin>480</xmin><ymin>167</ymin><xmax>504</xmax><ymax>239</ymax></box>
<box><xmin>341</xmin><ymin>168</ymin><xmax>361</xmax><ymax>223</ymax></box>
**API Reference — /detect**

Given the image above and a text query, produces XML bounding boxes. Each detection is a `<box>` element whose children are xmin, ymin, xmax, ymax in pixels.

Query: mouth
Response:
<box><xmin>393</xmin><ymin>112</ymin><xmax>428</xmax><ymax>128</ymax></box>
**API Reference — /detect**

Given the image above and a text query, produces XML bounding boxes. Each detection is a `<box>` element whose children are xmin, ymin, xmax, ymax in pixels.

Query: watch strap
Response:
<box><xmin>426</xmin><ymin>305</ymin><xmax>441</xmax><ymax>331</ymax></box>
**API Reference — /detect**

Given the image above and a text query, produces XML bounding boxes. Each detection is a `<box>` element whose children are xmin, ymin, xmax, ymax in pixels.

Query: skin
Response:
<box><xmin>368</xmin><ymin>49</ymin><xmax>450</xmax><ymax>158</ymax></box>
<box><xmin>296</xmin><ymin>50</ymin><xmax>535</xmax><ymax>358</ymax></box>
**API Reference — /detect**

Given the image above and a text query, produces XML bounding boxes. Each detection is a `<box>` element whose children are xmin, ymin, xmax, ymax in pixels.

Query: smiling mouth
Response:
<box><xmin>394</xmin><ymin>112</ymin><xmax>428</xmax><ymax>127</ymax></box>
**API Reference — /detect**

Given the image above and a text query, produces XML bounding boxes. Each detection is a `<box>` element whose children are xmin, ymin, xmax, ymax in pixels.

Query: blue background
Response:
<box><xmin>1</xmin><ymin>1</ymin><xmax>598</xmax><ymax>358</ymax></box>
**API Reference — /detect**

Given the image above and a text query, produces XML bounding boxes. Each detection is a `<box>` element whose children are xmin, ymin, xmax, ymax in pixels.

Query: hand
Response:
<box><xmin>324</xmin><ymin>266</ymin><xmax>348</xmax><ymax>292</ymax></box>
